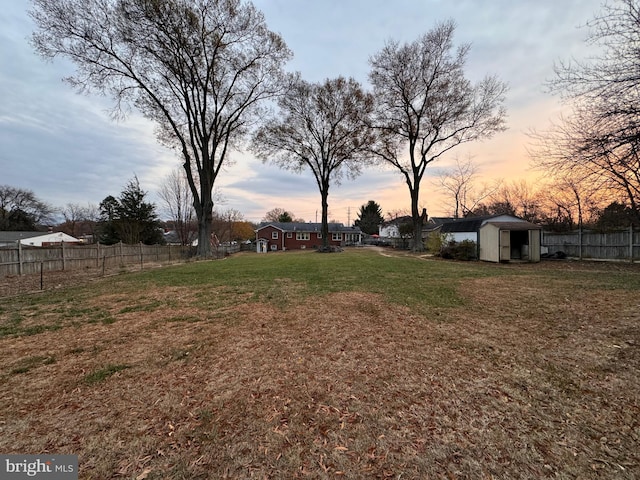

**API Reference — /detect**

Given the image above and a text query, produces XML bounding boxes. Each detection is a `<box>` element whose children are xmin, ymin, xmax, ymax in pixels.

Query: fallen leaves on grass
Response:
<box><xmin>1</xmin><ymin>263</ymin><xmax>639</xmax><ymax>479</ymax></box>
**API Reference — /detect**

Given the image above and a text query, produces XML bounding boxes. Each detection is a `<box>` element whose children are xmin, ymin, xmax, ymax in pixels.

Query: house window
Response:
<box><xmin>270</xmin><ymin>244</ymin><xmax>277</xmax><ymax>251</ymax></box>
<box><xmin>296</xmin><ymin>232</ymin><xmax>310</xmax><ymax>240</ymax></box>
<box><xmin>332</xmin><ymin>233</ymin><xmax>342</xmax><ymax>241</ymax></box>
<box><xmin>287</xmin><ymin>232</ymin><xmax>292</xmax><ymax>238</ymax></box>
<box><xmin>317</xmin><ymin>232</ymin><xmax>322</xmax><ymax>239</ymax></box>
<box><xmin>272</xmin><ymin>231</ymin><xmax>278</xmax><ymax>239</ymax></box>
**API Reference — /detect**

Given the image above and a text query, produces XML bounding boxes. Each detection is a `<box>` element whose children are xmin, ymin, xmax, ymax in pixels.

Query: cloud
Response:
<box><xmin>0</xmin><ymin>0</ymin><xmax>606</xmax><ymax>222</ymax></box>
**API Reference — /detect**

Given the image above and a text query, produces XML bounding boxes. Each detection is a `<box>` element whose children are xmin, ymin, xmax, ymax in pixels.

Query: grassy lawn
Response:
<box><xmin>1</xmin><ymin>248</ymin><xmax>639</xmax><ymax>479</ymax></box>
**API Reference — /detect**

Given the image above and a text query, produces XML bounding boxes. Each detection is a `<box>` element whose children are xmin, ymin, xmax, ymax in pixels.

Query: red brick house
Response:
<box><xmin>255</xmin><ymin>222</ymin><xmax>363</xmax><ymax>252</ymax></box>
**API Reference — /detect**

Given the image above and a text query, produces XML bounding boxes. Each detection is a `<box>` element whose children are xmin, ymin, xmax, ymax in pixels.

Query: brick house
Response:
<box><xmin>255</xmin><ymin>222</ymin><xmax>363</xmax><ymax>252</ymax></box>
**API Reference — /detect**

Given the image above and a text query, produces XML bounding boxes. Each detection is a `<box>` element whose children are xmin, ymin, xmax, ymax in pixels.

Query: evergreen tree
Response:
<box><xmin>596</xmin><ymin>202</ymin><xmax>640</xmax><ymax>230</ymax></box>
<box><xmin>98</xmin><ymin>195</ymin><xmax>121</xmax><ymax>245</ymax></box>
<box><xmin>98</xmin><ymin>177</ymin><xmax>164</xmax><ymax>245</ymax></box>
<box><xmin>354</xmin><ymin>200</ymin><xmax>384</xmax><ymax>235</ymax></box>
<box><xmin>277</xmin><ymin>211</ymin><xmax>293</xmax><ymax>223</ymax></box>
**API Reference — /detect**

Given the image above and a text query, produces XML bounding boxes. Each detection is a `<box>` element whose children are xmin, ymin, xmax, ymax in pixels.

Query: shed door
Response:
<box><xmin>500</xmin><ymin>230</ymin><xmax>511</xmax><ymax>261</ymax></box>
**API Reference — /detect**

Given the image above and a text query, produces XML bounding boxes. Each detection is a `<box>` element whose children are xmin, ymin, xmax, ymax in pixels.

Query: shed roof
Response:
<box><xmin>483</xmin><ymin>221</ymin><xmax>541</xmax><ymax>231</ymax></box>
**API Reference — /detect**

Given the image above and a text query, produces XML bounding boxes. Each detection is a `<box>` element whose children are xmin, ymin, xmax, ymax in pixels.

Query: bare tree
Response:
<box><xmin>158</xmin><ymin>168</ymin><xmax>197</xmax><ymax>246</ymax></box>
<box><xmin>30</xmin><ymin>0</ymin><xmax>291</xmax><ymax>256</ymax></box>
<box><xmin>487</xmin><ymin>180</ymin><xmax>543</xmax><ymax>223</ymax></box>
<box><xmin>211</xmin><ymin>208</ymin><xmax>243</xmax><ymax>243</ymax></box>
<box><xmin>251</xmin><ymin>76</ymin><xmax>375</xmax><ymax>250</ymax></box>
<box><xmin>530</xmin><ymin>108</ymin><xmax>640</xmax><ymax>215</ymax></box>
<box><xmin>60</xmin><ymin>203</ymin><xmax>100</xmax><ymax>239</ymax></box>
<box><xmin>0</xmin><ymin>185</ymin><xmax>54</xmax><ymax>230</ymax></box>
<box><xmin>368</xmin><ymin>20</ymin><xmax>507</xmax><ymax>251</ymax></box>
<box><xmin>552</xmin><ymin>0</ymin><xmax>640</xmax><ymax>125</ymax></box>
<box><xmin>262</xmin><ymin>208</ymin><xmax>301</xmax><ymax>223</ymax></box>
<box><xmin>435</xmin><ymin>156</ymin><xmax>499</xmax><ymax>218</ymax></box>
<box><xmin>61</xmin><ymin>203</ymin><xmax>86</xmax><ymax>238</ymax></box>
<box><xmin>385</xmin><ymin>209</ymin><xmax>410</xmax><ymax>222</ymax></box>
<box><xmin>540</xmin><ymin>0</ymin><xmax>640</xmax><ymax>215</ymax></box>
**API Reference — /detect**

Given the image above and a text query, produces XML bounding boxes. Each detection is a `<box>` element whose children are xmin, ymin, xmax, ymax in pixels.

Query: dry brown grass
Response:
<box><xmin>1</xmin><ymin>256</ymin><xmax>639</xmax><ymax>479</ymax></box>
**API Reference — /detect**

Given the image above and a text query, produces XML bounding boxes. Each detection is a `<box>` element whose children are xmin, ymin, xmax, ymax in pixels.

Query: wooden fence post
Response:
<box><xmin>140</xmin><ymin>242</ymin><xmax>144</xmax><ymax>269</ymax></box>
<box><xmin>631</xmin><ymin>225</ymin><xmax>634</xmax><ymax>264</ymax></box>
<box><xmin>18</xmin><ymin>241</ymin><xmax>23</xmax><ymax>276</ymax></box>
<box><xmin>62</xmin><ymin>242</ymin><xmax>66</xmax><ymax>271</ymax></box>
<box><xmin>578</xmin><ymin>227</ymin><xmax>583</xmax><ymax>261</ymax></box>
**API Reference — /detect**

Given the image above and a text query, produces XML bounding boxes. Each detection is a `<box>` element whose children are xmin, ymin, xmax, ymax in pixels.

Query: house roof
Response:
<box><xmin>21</xmin><ymin>232</ymin><xmax>81</xmax><ymax>244</ymax></box>
<box><xmin>484</xmin><ymin>221</ymin><xmax>542</xmax><ymax>231</ymax></box>
<box><xmin>440</xmin><ymin>216</ymin><xmax>491</xmax><ymax>233</ymax></box>
<box><xmin>256</xmin><ymin>222</ymin><xmax>362</xmax><ymax>234</ymax></box>
<box><xmin>380</xmin><ymin>215</ymin><xmax>412</xmax><ymax>228</ymax></box>
<box><xmin>0</xmin><ymin>231</ymin><xmax>50</xmax><ymax>243</ymax></box>
<box><xmin>428</xmin><ymin>217</ymin><xmax>456</xmax><ymax>226</ymax></box>
<box><xmin>440</xmin><ymin>215</ymin><xmax>539</xmax><ymax>233</ymax></box>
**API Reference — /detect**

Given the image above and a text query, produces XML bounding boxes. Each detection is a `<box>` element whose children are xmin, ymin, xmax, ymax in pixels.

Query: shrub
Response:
<box><xmin>426</xmin><ymin>232</ymin><xmax>445</xmax><ymax>253</ymax></box>
<box><xmin>440</xmin><ymin>240</ymin><xmax>477</xmax><ymax>261</ymax></box>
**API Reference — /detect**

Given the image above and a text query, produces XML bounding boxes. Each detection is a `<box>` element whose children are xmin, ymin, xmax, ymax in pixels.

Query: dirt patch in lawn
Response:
<box><xmin>1</xmin><ymin>268</ymin><xmax>639</xmax><ymax>478</ymax></box>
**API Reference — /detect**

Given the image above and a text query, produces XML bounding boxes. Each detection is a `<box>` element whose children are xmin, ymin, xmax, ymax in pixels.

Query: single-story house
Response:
<box><xmin>439</xmin><ymin>214</ymin><xmax>542</xmax><ymax>262</ymax></box>
<box><xmin>425</xmin><ymin>216</ymin><xmax>456</xmax><ymax>232</ymax></box>
<box><xmin>255</xmin><ymin>222</ymin><xmax>362</xmax><ymax>252</ymax></box>
<box><xmin>379</xmin><ymin>215</ymin><xmax>413</xmax><ymax>239</ymax></box>
<box><xmin>0</xmin><ymin>231</ymin><xmax>81</xmax><ymax>248</ymax></box>
<box><xmin>379</xmin><ymin>215</ymin><xmax>454</xmax><ymax>240</ymax></box>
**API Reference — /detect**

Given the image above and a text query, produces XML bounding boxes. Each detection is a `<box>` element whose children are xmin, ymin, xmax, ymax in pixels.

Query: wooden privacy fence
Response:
<box><xmin>0</xmin><ymin>242</ymin><xmax>240</xmax><ymax>278</ymax></box>
<box><xmin>542</xmin><ymin>227</ymin><xmax>640</xmax><ymax>262</ymax></box>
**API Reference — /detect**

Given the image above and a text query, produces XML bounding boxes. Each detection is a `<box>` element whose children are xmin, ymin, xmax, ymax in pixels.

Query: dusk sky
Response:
<box><xmin>1</xmin><ymin>1</ymin><xmax>604</xmax><ymax>224</ymax></box>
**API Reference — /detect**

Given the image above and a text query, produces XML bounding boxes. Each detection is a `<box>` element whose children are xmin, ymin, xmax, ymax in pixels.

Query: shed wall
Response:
<box><xmin>479</xmin><ymin>224</ymin><xmax>500</xmax><ymax>262</ymax></box>
<box><xmin>479</xmin><ymin>225</ymin><xmax>541</xmax><ymax>263</ymax></box>
<box><xmin>528</xmin><ymin>230</ymin><xmax>541</xmax><ymax>262</ymax></box>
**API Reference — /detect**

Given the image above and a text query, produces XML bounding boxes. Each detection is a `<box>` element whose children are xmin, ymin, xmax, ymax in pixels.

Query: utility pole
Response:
<box><xmin>347</xmin><ymin>206</ymin><xmax>351</xmax><ymax>226</ymax></box>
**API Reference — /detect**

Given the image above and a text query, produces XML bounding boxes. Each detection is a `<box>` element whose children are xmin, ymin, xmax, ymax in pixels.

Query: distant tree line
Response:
<box><xmin>434</xmin><ymin>172</ymin><xmax>639</xmax><ymax>232</ymax></box>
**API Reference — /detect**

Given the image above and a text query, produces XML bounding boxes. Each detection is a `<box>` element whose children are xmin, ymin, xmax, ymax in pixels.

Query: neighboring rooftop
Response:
<box><xmin>440</xmin><ymin>215</ymin><xmax>540</xmax><ymax>233</ymax></box>
<box><xmin>257</xmin><ymin>222</ymin><xmax>362</xmax><ymax>233</ymax></box>
<box><xmin>0</xmin><ymin>231</ymin><xmax>50</xmax><ymax>243</ymax></box>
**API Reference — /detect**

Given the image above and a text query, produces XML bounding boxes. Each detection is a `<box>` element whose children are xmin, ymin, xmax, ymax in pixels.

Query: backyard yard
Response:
<box><xmin>1</xmin><ymin>248</ymin><xmax>639</xmax><ymax>479</ymax></box>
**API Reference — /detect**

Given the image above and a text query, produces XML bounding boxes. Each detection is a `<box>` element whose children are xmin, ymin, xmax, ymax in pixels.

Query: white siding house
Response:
<box><xmin>18</xmin><ymin>232</ymin><xmax>80</xmax><ymax>246</ymax></box>
<box><xmin>0</xmin><ymin>231</ymin><xmax>80</xmax><ymax>247</ymax></box>
<box><xmin>378</xmin><ymin>215</ymin><xmax>413</xmax><ymax>239</ymax></box>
